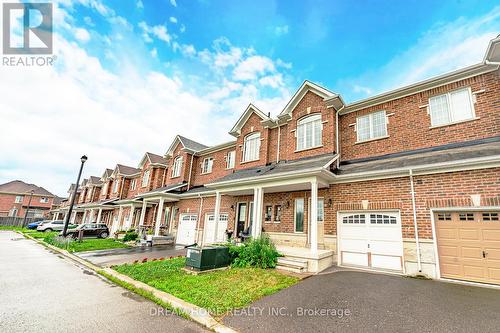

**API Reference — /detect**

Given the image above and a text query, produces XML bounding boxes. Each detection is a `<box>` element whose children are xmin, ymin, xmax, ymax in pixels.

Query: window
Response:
<box><xmin>226</xmin><ymin>150</ymin><xmax>236</xmax><ymax>169</ymax></box>
<box><xmin>370</xmin><ymin>214</ymin><xmax>397</xmax><ymax>224</ymax></box>
<box><xmin>130</xmin><ymin>179</ymin><xmax>137</xmax><ymax>191</ymax></box>
<box><xmin>102</xmin><ymin>182</ymin><xmax>108</xmax><ymax>195</ymax></box>
<box><xmin>459</xmin><ymin>213</ymin><xmax>475</xmax><ymax>221</ymax></box>
<box><xmin>437</xmin><ymin>213</ymin><xmax>452</xmax><ymax>221</ymax></box>
<box><xmin>40</xmin><ymin>197</ymin><xmax>49</xmax><ymax>203</ymax></box>
<box><xmin>296</xmin><ymin>114</ymin><xmax>322</xmax><ymax>150</ymax></box>
<box><xmin>9</xmin><ymin>208</ymin><xmax>18</xmax><ymax>217</ymax></box>
<box><xmin>317</xmin><ymin>199</ymin><xmax>324</xmax><ymax>223</ymax></box>
<box><xmin>274</xmin><ymin>205</ymin><xmax>282</xmax><ymax>223</ymax></box>
<box><xmin>243</xmin><ymin>132</ymin><xmax>260</xmax><ymax>162</ymax></box>
<box><xmin>171</xmin><ymin>156</ymin><xmax>182</xmax><ymax>178</ymax></box>
<box><xmin>201</xmin><ymin>157</ymin><xmax>213</xmax><ymax>174</ymax></box>
<box><xmin>342</xmin><ymin>214</ymin><xmax>365</xmax><ymax>224</ymax></box>
<box><xmin>264</xmin><ymin>205</ymin><xmax>272</xmax><ymax>222</ymax></box>
<box><xmin>356</xmin><ymin>111</ymin><xmax>387</xmax><ymax>142</ymax></box>
<box><xmin>15</xmin><ymin>195</ymin><xmax>23</xmax><ymax>203</ymax></box>
<box><xmin>112</xmin><ymin>179</ymin><xmax>119</xmax><ymax>193</ymax></box>
<box><xmin>429</xmin><ymin>88</ymin><xmax>474</xmax><ymax>126</ymax></box>
<box><xmin>142</xmin><ymin>169</ymin><xmax>150</xmax><ymax>187</ymax></box>
<box><xmin>294</xmin><ymin>198</ymin><xmax>304</xmax><ymax>232</ymax></box>
<box><xmin>87</xmin><ymin>188</ymin><xmax>93</xmax><ymax>200</ymax></box>
<box><xmin>482</xmin><ymin>212</ymin><xmax>499</xmax><ymax>222</ymax></box>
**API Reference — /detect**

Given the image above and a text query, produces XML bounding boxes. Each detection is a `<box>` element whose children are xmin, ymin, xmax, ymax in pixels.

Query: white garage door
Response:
<box><xmin>176</xmin><ymin>214</ymin><xmax>197</xmax><ymax>245</ymax></box>
<box><xmin>203</xmin><ymin>214</ymin><xmax>228</xmax><ymax>244</ymax></box>
<box><xmin>338</xmin><ymin>212</ymin><xmax>404</xmax><ymax>271</ymax></box>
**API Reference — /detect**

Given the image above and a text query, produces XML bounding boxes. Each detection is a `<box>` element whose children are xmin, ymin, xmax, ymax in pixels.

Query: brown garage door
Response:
<box><xmin>435</xmin><ymin>211</ymin><xmax>500</xmax><ymax>285</ymax></box>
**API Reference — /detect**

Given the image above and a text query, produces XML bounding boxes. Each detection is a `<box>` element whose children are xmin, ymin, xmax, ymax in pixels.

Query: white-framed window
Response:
<box><xmin>294</xmin><ymin>198</ymin><xmax>305</xmax><ymax>233</ymax></box>
<box><xmin>112</xmin><ymin>179</ymin><xmax>119</xmax><ymax>193</ymax></box>
<box><xmin>40</xmin><ymin>197</ymin><xmax>49</xmax><ymax>203</ymax></box>
<box><xmin>9</xmin><ymin>208</ymin><xmax>18</xmax><ymax>217</ymax></box>
<box><xmin>296</xmin><ymin>114</ymin><xmax>322</xmax><ymax>151</ymax></box>
<box><xmin>102</xmin><ymin>182</ymin><xmax>108</xmax><ymax>195</ymax></box>
<box><xmin>15</xmin><ymin>195</ymin><xmax>23</xmax><ymax>203</ymax></box>
<box><xmin>201</xmin><ymin>157</ymin><xmax>214</xmax><ymax>174</ymax></box>
<box><xmin>243</xmin><ymin>132</ymin><xmax>260</xmax><ymax>162</ymax></box>
<box><xmin>171</xmin><ymin>156</ymin><xmax>182</xmax><ymax>178</ymax></box>
<box><xmin>130</xmin><ymin>178</ymin><xmax>137</xmax><ymax>191</ymax></box>
<box><xmin>142</xmin><ymin>169</ymin><xmax>150</xmax><ymax>187</ymax></box>
<box><xmin>429</xmin><ymin>88</ymin><xmax>475</xmax><ymax>127</ymax></box>
<box><xmin>356</xmin><ymin>110</ymin><xmax>387</xmax><ymax>142</ymax></box>
<box><xmin>226</xmin><ymin>150</ymin><xmax>236</xmax><ymax>169</ymax></box>
<box><xmin>309</xmin><ymin>198</ymin><xmax>324</xmax><ymax>223</ymax></box>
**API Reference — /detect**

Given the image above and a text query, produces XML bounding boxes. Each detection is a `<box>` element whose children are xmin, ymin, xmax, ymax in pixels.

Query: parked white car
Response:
<box><xmin>36</xmin><ymin>220</ymin><xmax>75</xmax><ymax>232</ymax></box>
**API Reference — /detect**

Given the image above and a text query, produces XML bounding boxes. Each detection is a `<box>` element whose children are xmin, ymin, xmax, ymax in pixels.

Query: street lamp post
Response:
<box><xmin>62</xmin><ymin>155</ymin><xmax>87</xmax><ymax>237</ymax></box>
<box><xmin>22</xmin><ymin>189</ymin><xmax>35</xmax><ymax>227</ymax></box>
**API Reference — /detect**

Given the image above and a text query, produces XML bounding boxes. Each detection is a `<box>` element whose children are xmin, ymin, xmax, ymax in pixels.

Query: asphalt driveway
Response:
<box><xmin>223</xmin><ymin>270</ymin><xmax>500</xmax><ymax>333</ymax></box>
<box><xmin>76</xmin><ymin>244</ymin><xmax>187</xmax><ymax>267</ymax></box>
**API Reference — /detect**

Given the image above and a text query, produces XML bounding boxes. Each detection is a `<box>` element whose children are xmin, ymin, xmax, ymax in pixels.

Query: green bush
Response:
<box><xmin>44</xmin><ymin>235</ymin><xmax>74</xmax><ymax>250</ymax></box>
<box><xmin>123</xmin><ymin>231</ymin><xmax>138</xmax><ymax>242</ymax></box>
<box><xmin>228</xmin><ymin>236</ymin><xmax>280</xmax><ymax>269</ymax></box>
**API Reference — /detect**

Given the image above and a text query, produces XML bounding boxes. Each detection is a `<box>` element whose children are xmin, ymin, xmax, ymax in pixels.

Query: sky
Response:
<box><xmin>0</xmin><ymin>0</ymin><xmax>499</xmax><ymax>197</ymax></box>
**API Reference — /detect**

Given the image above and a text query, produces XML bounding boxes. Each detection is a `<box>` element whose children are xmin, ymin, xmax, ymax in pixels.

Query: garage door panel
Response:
<box><xmin>438</xmin><ymin>245</ymin><xmax>459</xmax><ymax>257</ymax></box>
<box><xmin>460</xmin><ymin>246</ymin><xmax>483</xmax><ymax>259</ymax></box>
<box><xmin>342</xmin><ymin>252</ymin><xmax>368</xmax><ymax>267</ymax></box>
<box><xmin>436</xmin><ymin>228</ymin><xmax>458</xmax><ymax>240</ymax></box>
<box><xmin>371</xmin><ymin>255</ymin><xmax>402</xmax><ymax>271</ymax></box>
<box><xmin>463</xmin><ymin>265</ymin><xmax>486</xmax><ymax>278</ymax></box>
<box><xmin>440</xmin><ymin>263</ymin><xmax>462</xmax><ymax>276</ymax></box>
<box><xmin>482</xmin><ymin>229</ymin><xmax>500</xmax><ymax>241</ymax></box>
<box><xmin>341</xmin><ymin>239</ymin><xmax>367</xmax><ymax>252</ymax></box>
<box><xmin>484</xmin><ymin>248</ymin><xmax>500</xmax><ymax>260</ymax></box>
<box><xmin>370</xmin><ymin>241</ymin><xmax>403</xmax><ymax>255</ymax></box>
<box><xmin>369</xmin><ymin>227</ymin><xmax>401</xmax><ymax>240</ymax></box>
<box><xmin>458</xmin><ymin>228</ymin><xmax>481</xmax><ymax>240</ymax></box>
<box><xmin>487</xmin><ymin>268</ymin><xmax>500</xmax><ymax>282</ymax></box>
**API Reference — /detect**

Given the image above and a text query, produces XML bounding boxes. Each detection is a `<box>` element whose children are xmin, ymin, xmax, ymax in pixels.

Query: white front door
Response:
<box><xmin>176</xmin><ymin>214</ymin><xmax>197</xmax><ymax>245</ymax></box>
<box><xmin>338</xmin><ymin>211</ymin><xmax>404</xmax><ymax>271</ymax></box>
<box><xmin>203</xmin><ymin>213</ymin><xmax>228</xmax><ymax>244</ymax></box>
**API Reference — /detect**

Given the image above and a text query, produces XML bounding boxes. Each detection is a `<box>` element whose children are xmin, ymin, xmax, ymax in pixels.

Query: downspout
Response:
<box><xmin>335</xmin><ymin>105</ymin><xmax>345</xmax><ymax>168</ymax></box>
<box><xmin>409</xmin><ymin>169</ymin><xmax>422</xmax><ymax>272</ymax></box>
<box><xmin>197</xmin><ymin>194</ymin><xmax>204</xmax><ymax>247</ymax></box>
<box><xmin>276</xmin><ymin>125</ymin><xmax>281</xmax><ymax>163</ymax></box>
<box><xmin>161</xmin><ymin>167</ymin><xmax>167</xmax><ymax>187</ymax></box>
<box><xmin>187</xmin><ymin>153</ymin><xmax>194</xmax><ymax>190</ymax></box>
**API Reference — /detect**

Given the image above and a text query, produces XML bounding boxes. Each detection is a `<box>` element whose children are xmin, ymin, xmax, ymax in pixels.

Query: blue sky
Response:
<box><xmin>0</xmin><ymin>0</ymin><xmax>499</xmax><ymax>196</ymax></box>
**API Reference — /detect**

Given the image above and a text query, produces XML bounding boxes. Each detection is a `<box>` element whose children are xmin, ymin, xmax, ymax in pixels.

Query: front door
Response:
<box><xmin>236</xmin><ymin>203</ymin><xmax>247</xmax><ymax>236</ymax></box>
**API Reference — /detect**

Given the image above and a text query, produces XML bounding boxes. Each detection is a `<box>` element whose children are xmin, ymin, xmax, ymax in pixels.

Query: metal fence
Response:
<box><xmin>0</xmin><ymin>217</ymin><xmax>45</xmax><ymax>227</ymax></box>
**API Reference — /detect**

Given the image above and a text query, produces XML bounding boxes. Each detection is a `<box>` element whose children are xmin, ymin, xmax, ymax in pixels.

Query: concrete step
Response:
<box><xmin>276</xmin><ymin>264</ymin><xmax>305</xmax><ymax>274</ymax></box>
<box><xmin>277</xmin><ymin>257</ymin><xmax>308</xmax><ymax>268</ymax></box>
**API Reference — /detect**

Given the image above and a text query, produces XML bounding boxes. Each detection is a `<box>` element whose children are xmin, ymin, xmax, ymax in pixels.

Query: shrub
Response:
<box><xmin>228</xmin><ymin>236</ymin><xmax>280</xmax><ymax>269</ymax></box>
<box><xmin>123</xmin><ymin>231</ymin><xmax>138</xmax><ymax>242</ymax></box>
<box><xmin>44</xmin><ymin>235</ymin><xmax>74</xmax><ymax>250</ymax></box>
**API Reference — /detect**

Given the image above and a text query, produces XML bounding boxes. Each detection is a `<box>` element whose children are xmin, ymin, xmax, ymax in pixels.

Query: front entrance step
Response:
<box><xmin>276</xmin><ymin>257</ymin><xmax>308</xmax><ymax>273</ymax></box>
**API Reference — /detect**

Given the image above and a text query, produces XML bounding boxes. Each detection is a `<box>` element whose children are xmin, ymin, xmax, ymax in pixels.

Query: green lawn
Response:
<box><xmin>0</xmin><ymin>226</ymin><xmax>25</xmax><ymax>231</ymax></box>
<box><xmin>44</xmin><ymin>235</ymin><xmax>130</xmax><ymax>252</ymax></box>
<box><xmin>114</xmin><ymin>257</ymin><xmax>299</xmax><ymax>316</ymax></box>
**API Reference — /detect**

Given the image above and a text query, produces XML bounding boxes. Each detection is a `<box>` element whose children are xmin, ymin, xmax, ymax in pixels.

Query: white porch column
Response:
<box><xmin>128</xmin><ymin>204</ymin><xmax>135</xmax><ymax>230</ymax></box>
<box><xmin>96</xmin><ymin>208</ymin><xmax>103</xmax><ymax>224</ymax></box>
<box><xmin>310</xmin><ymin>179</ymin><xmax>318</xmax><ymax>253</ymax></box>
<box><xmin>63</xmin><ymin>210</ymin><xmax>68</xmax><ymax>221</ymax></box>
<box><xmin>252</xmin><ymin>187</ymin><xmax>264</xmax><ymax>238</ymax></box>
<box><xmin>70</xmin><ymin>211</ymin><xmax>77</xmax><ymax>224</ymax></box>
<box><xmin>82</xmin><ymin>210</ymin><xmax>88</xmax><ymax>224</ymax></box>
<box><xmin>89</xmin><ymin>209</ymin><xmax>95</xmax><ymax>222</ymax></box>
<box><xmin>52</xmin><ymin>213</ymin><xmax>57</xmax><ymax>221</ymax></box>
<box><xmin>155</xmin><ymin>198</ymin><xmax>165</xmax><ymax>236</ymax></box>
<box><xmin>213</xmin><ymin>191</ymin><xmax>222</xmax><ymax>243</ymax></box>
<box><xmin>139</xmin><ymin>200</ymin><xmax>147</xmax><ymax>226</ymax></box>
<box><xmin>115</xmin><ymin>206</ymin><xmax>124</xmax><ymax>233</ymax></box>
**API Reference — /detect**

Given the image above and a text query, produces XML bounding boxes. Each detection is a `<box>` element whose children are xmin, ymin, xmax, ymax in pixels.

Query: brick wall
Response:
<box><xmin>0</xmin><ymin>193</ymin><xmax>54</xmax><ymax>217</ymax></box>
<box><xmin>234</xmin><ymin>112</ymin><xmax>270</xmax><ymax>170</ymax></box>
<box><xmin>191</xmin><ymin>146</ymin><xmax>236</xmax><ymax>186</ymax></box>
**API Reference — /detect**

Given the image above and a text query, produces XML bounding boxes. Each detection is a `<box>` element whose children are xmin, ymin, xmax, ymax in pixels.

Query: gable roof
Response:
<box><xmin>278</xmin><ymin>81</ymin><xmax>338</xmax><ymax>120</ymax></box>
<box><xmin>88</xmin><ymin>176</ymin><xmax>102</xmax><ymax>186</ymax></box>
<box><xmin>166</xmin><ymin>135</ymin><xmax>209</xmax><ymax>156</ymax></box>
<box><xmin>68</xmin><ymin>183</ymin><xmax>79</xmax><ymax>193</ymax></box>
<box><xmin>229</xmin><ymin>103</ymin><xmax>272</xmax><ymax>137</ymax></box>
<box><xmin>484</xmin><ymin>34</ymin><xmax>500</xmax><ymax>64</ymax></box>
<box><xmin>115</xmin><ymin>164</ymin><xmax>141</xmax><ymax>176</ymax></box>
<box><xmin>0</xmin><ymin>180</ymin><xmax>54</xmax><ymax>196</ymax></box>
<box><xmin>138</xmin><ymin>152</ymin><xmax>168</xmax><ymax>168</ymax></box>
<box><xmin>100</xmin><ymin>168</ymin><xmax>113</xmax><ymax>181</ymax></box>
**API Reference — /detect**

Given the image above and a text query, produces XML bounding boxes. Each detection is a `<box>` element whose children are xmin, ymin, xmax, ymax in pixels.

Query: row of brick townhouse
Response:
<box><xmin>54</xmin><ymin>36</ymin><xmax>500</xmax><ymax>285</ymax></box>
<box><xmin>0</xmin><ymin>180</ymin><xmax>57</xmax><ymax>218</ymax></box>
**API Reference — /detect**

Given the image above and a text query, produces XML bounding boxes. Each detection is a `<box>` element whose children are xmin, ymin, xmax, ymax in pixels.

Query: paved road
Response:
<box><xmin>76</xmin><ymin>244</ymin><xmax>187</xmax><ymax>267</ymax></box>
<box><xmin>0</xmin><ymin>231</ymin><xmax>207</xmax><ymax>333</ymax></box>
<box><xmin>224</xmin><ymin>269</ymin><xmax>500</xmax><ymax>333</ymax></box>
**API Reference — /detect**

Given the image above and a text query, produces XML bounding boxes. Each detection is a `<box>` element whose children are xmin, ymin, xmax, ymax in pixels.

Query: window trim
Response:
<box><xmin>264</xmin><ymin>205</ymin><xmax>273</xmax><ymax>223</ymax></box>
<box><xmin>171</xmin><ymin>156</ymin><xmax>183</xmax><ymax>178</ymax></box>
<box><xmin>294</xmin><ymin>198</ymin><xmax>305</xmax><ymax>233</ymax></box>
<box><xmin>15</xmin><ymin>195</ymin><xmax>23</xmax><ymax>203</ymax></box>
<box><xmin>355</xmin><ymin>110</ymin><xmax>388</xmax><ymax>143</ymax></box>
<box><xmin>296</xmin><ymin>113</ymin><xmax>323</xmax><ymax>152</ymax></box>
<box><xmin>142</xmin><ymin>169</ymin><xmax>150</xmax><ymax>187</ymax></box>
<box><xmin>130</xmin><ymin>178</ymin><xmax>137</xmax><ymax>191</ymax></box>
<box><xmin>242</xmin><ymin>132</ymin><xmax>261</xmax><ymax>163</ymax></box>
<box><xmin>274</xmin><ymin>205</ymin><xmax>282</xmax><ymax>223</ymax></box>
<box><xmin>201</xmin><ymin>157</ymin><xmax>214</xmax><ymax>174</ymax></box>
<box><xmin>226</xmin><ymin>150</ymin><xmax>236</xmax><ymax>169</ymax></box>
<box><xmin>112</xmin><ymin>179</ymin><xmax>119</xmax><ymax>193</ymax></box>
<box><xmin>428</xmin><ymin>87</ymin><xmax>476</xmax><ymax>127</ymax></box>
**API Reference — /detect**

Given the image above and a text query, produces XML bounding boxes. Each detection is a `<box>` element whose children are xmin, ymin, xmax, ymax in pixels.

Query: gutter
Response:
<box><xmin>409</xmin><ymin>169</ymin><xmax>422</xmax><ymax>272</ymax></box>
<box><xmin>485</xmin><ymin>60</ymin><xmax>500</xmax><ymax>65</ymax></box>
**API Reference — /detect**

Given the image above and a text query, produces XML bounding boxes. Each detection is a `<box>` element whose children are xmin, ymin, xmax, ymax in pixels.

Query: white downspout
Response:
<box><xmin>276</xmin><ymin>125</ymin><xmax>281</xmax><ymax>163</ymax></box>
<box><xmin>335</xmin><ymin>105</ymin><xmax>345</xmax><ymax>168</ymax></box>
<box><xmin>409</xmin><ymin>169</ymin><xmax>422</xmax><ymax>272</ymax></box>
<box><xmin>197</xmin><ymin>194</ymin><xmax>204</xmax><ymax>247</ymax></box>
<box><xmin>187</xmin><ymin>154</ymin><xmax>194</xmax><ymax>190</ymax></box>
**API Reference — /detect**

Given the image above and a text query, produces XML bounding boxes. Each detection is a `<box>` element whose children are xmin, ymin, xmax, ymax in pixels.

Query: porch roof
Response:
<box><xmin>135</xmin><ymin>182</ymin><xmax>186</xmax><ymax>198</ymax></box>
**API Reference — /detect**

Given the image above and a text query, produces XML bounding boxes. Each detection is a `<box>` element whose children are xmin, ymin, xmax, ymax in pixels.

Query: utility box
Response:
<box><xmin>185</xmin><ymin>246</ymin><xmax>230</xmax><ymax>271</ymax></box>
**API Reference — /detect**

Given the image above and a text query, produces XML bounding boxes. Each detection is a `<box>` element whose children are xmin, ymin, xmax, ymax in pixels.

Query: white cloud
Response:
<box><xmin>180</xmin><ymin>24</ymin><xmax>186</xmax><ymax>33</ymax></box>
<box><xmin>170</xmin><ymin>16</ymin><xmax>178</xmax><ymax>24</ymax></box>
<box><xmin>151</xmin><ymin>47</ymin><xmax>158</xmax><ymax>58</ymax></box>
<box><xmin>83</xmin><ymin>16</ymin><xmax>94</xmax><ymax>26</ymax></box>
<box><xmin>352</xmin><ymin>84</ymin><xmax>373</xmax><ymax>95</ymax></box>
<box><xmin>136</xmin><ymin>0</ymin><xmax>144</xmax><ymax>9</ymax></box>
<box><xmin>259</xmin><ymin>74</ymin><xmax>284</xmax><ymax>88</ymax></box>
<box><xmin>170</xmin><ymin>0</ymin><xmax>177</xmax><ymax>7</ymax></box>
<box><xmin>138</xmin><ymin>21</ymin><xmax>171</xmax><ymax>44</ymax></box>
<box><xmin>74</xmin><ymin>28</ymin><xmax>90</xmax><ymax>42</ymax></box>
<box><xmin>274</xmin><ymin>25</ymin><xmax>289</xmax><ymax>36</ymax></box>
<box><xmin>233</xmin><ymin>55</ymin><xmax>276</xmax><ymax>81</ymax></box>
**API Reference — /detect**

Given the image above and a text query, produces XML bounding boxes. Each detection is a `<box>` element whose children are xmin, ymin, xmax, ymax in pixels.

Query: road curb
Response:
<box><xmin>18</xmin><ymin>231</ymin><xmax>238</xmax><ymax>333</ymax></box>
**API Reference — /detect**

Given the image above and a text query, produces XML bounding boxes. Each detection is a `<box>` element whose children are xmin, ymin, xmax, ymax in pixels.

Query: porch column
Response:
<box><xmin>139</xmin><ymin>200</ymin><xmax>147</xmax><ymax>226</ymax></box>
<box><xmin>89</xmin><ymin>209</ymin><xmax>95</xmax><ymax>222</ymax></box>
<box><xmin>63</xmin><ymin>210</ymin><xmax>68</xmax><ymax>221</ymax></box>
<box><xmin>128</xmin><ymin>204</ymin><xmax>135</xmax><ymax>230</ymax></box>
<box><xmin>213</xmin><ymin>191</ymin><xmax>222</xmax><ymax>242</ymax></box>
<box><xmin>155</xmin><ymin>198</ymin><xmax>165</xmax><ymax>236</ymax></box>
<box><xmin>252</xmin><ymin>187</ymin><xmax>264</xmax><ymax>238</ymax></box>
<box><xmin>310</xmin><ymin>179</ymin><xmax>318</xmax><ymax>253</ymax></box>
<box><xmin>96</xmin><ymin>208</ymin><xmax>103</xmax><ymax>224</ymax></box>
<box><xmin>52</xmin><ymin>213</ymin><xmax>57</xmax><ymax>221</ymax></box>
<box><xmin>82</xmin><ymin>210</ymin><xmax>88</xmax><ymax>224</ymax></box>
<box><xmin>116</xmin><ymin>206</ymin><xmax>124</xmax><ymax>233</ymax></box>
<box><xmin>70</xmin><ymin>211</ymin><xmax>77</xmax><ymax>224</ymax></box>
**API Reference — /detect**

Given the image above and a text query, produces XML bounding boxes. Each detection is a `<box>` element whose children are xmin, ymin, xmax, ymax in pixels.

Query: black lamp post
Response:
<box><xmin>22</xmin><ymin>189</ymin><xmax>35</xmax><ymax>227</ymax></box>
<box><xmin>62</xmin><ymin>155</ymin><xmax>87</xmax><ymax>236</ymax></box>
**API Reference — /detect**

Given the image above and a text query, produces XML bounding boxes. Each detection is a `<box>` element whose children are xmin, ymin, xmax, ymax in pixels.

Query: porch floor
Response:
<box><xmin>276</xmin><ymin>245</ymin><xmax>333</xmax><ymax>260</ymax></box>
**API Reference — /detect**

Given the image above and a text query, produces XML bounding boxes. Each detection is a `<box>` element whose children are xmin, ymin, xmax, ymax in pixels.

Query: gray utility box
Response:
<box><xmin>185</xmin><ymin>246</ymin><xmax>231</xmax><ymax>271</ymax></box>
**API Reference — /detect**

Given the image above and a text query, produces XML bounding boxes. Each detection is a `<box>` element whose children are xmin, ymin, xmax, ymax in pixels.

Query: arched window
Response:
<box><xmin>296</xmin><ymin>114</ymin><xmax>322</xmax><ymax>151</ymax></box>
<box><xmin>171</xmin><ymin>156</ymin><xmax>183</xmax><ymax>178</ymax></box>
<box><xmin>243</xmin><ymin>132</ymin><xmax>260</xmax><ymax>162</ymax></box>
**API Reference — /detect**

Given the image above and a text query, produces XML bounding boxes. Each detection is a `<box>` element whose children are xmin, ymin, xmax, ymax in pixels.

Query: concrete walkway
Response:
<box><xmin>0</xmin><ymin>231</ymin><xmax>207</xmax><ymax>333</ymax></box>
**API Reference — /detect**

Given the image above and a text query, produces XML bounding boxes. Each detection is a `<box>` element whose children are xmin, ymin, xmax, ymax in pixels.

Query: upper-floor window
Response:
<box><xmin>112</xmin><ymin>179</ymin><xmax>119</xmax><ymax>193</ymax></box>
<box><xmin>296</xmin><ymin>114</ymin><xmax>322</xmax><ymax>151</ymax></box>
<box><xmin>102</xmin><ymin>182</ymin><xmax>108</xmax><ymax>195</ymax></box>
<box><xmin>243</xmin><ymin>132</ymin><xmax>260</xmax><ymax>162</ymax></box>
<box><xmin>15</xmin><ymin>195</ymin><xmax>23</xmax><ymax>203</ymax></box>
<box><xmin>87</xmin><ymin>188</ymin><xmax>92</xmax><ymax>200</ymax></box>
<box><xmin>356</xmin><ymin>110</ymin><xmax>387</xmax><ymax>142</ymax></box>
<box><xmin>429</xmin><ymin>88</ymin><xmax>475</xmax><ymax>127</ymax></box>
<box><xmin>130</xmin><ymin>178</ymin><xmax>137</xmax><ymax>191</ymax></box>
<box><xmin>171</xmin><ymin>157</ymin><xmax>182</xmax><ymax>178</ymax></box>
<box><xmin>142</xmin><ymin>169</ymin><xmax>150</xmax><ymax>187</ymax></box>
<box><xmin>201</xmin><ymin>157</ymin><xmax>213</xmax><ymax>174</ymax></box>
<box><xmin>226</xmin><ymin>150</ymin><xmax>235</xmax><ymax>169</ymax></box>
<box><xmin>40</xmin><ymin>197</ymin><xmax>49</xmax><ymax>203</ymax></box>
